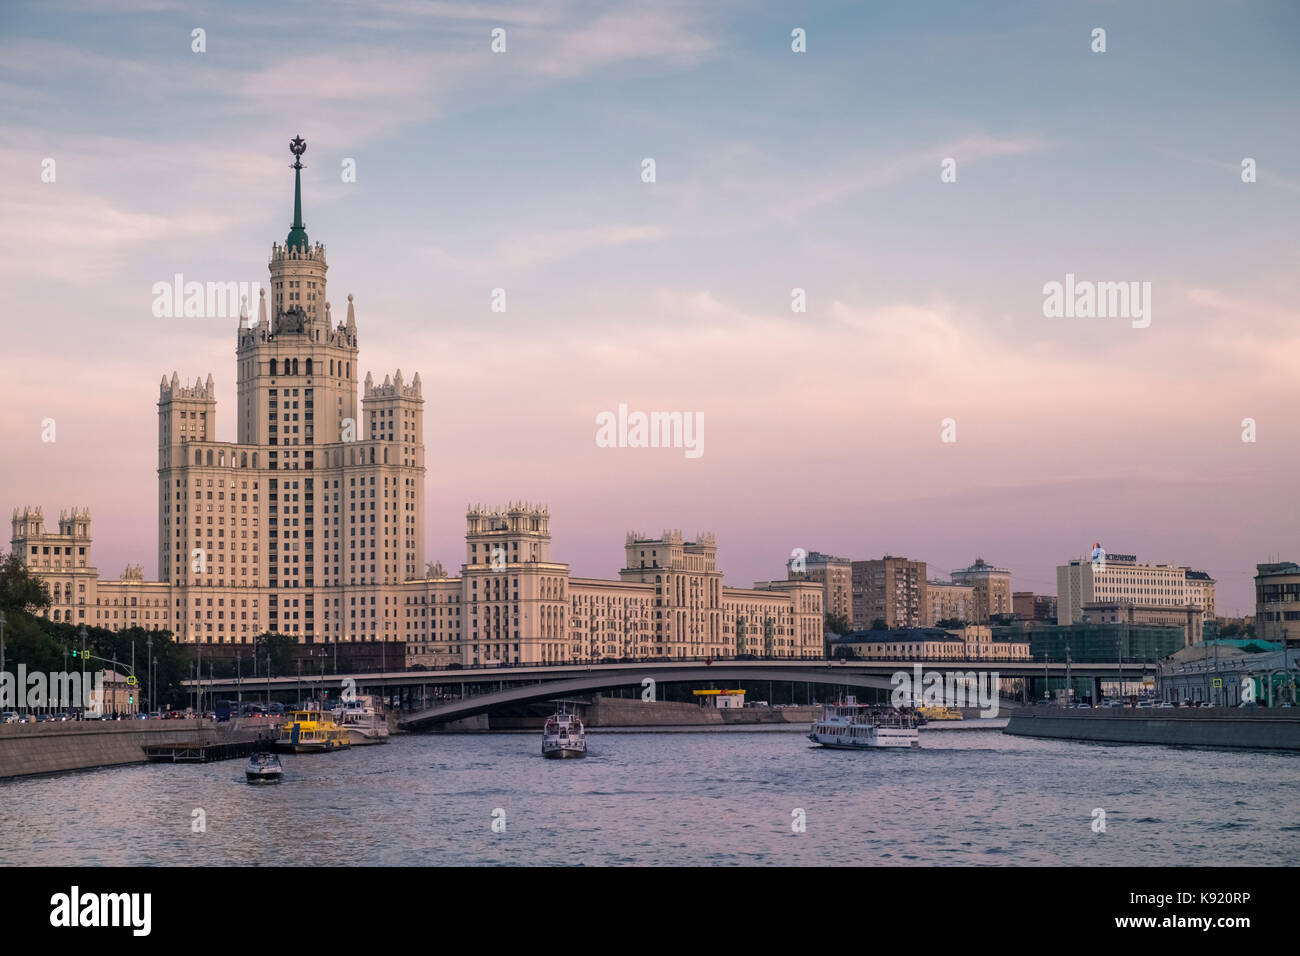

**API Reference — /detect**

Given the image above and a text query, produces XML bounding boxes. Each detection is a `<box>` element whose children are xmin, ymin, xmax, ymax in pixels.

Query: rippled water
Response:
<box><xmin>1</xmin><ymin>728</ymin><xmax>1295</xmax><ymax>865</ymax></box>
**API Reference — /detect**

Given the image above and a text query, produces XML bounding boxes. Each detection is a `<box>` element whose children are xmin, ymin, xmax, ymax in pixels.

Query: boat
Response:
<box><xmin>274</xmin><ymin>705</ymin><xmax>351</xmax><ymax>753</ymax></box>
<box><xmin>246</xmin><ymin>751</ymin><xmax>283</xmax><ymax>783</ymax></box>
<box><xmin>918</xmin><ymin>705</ymin><xmax>963</xmax><ymax>721</ymax></box>
<box><xmin>541</xmin><ymin>708</ymin><xmax>587</xmax><ymax>759</ymax></box>
<box><xmin>808</xmin><ymin>695</ymin><xmax>920</xmax><ymax>749</ymax></box>
<box><xmin>332</xmin><ymin>694</ymin><xmax>390</xmax><ymax>746</ymax></box>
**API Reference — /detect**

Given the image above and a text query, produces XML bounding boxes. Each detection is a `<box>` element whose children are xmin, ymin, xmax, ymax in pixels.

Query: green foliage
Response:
<box><xmin>253</xmin><ymin>632</ymin><xmax>298</xmax><ymax>676</ymax></box>
<box><xmin>936</xmin><ymin>618</ymin><xmax>966</xmax><ymax>629</ymax></box>
<box><xmin>823</xmin><ymin>612</ymin><xmax>851</xmax><ymax>636</ymax></box>
<box><xmin>0</xmin><ymin>550</ymin><xmax>51</xmax><ymax>614</ymax></box>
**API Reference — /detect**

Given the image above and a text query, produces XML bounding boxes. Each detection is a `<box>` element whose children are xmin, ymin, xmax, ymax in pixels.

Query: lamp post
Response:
<box><xmin>145</xmin><ymin>634</ymin><xmax>153</xmax><ymax>716</ymax></box>
<box><xmin>1065</xmin><ymin>644</ymin><xmax>1072</xmax><ymax>704</ymax></box>
<box><xmin>78</xmin><ymin>626</ymin><xmax>87</xmax><ymax>714</ymax></box>
<box><xmin>0</xmin><ymin>610</ymin><xmax>6</xmax><ymax>695</ymax></box>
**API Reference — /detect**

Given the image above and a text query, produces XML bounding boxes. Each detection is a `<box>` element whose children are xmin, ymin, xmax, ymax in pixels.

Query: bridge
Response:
<box><xmin>186</xmin><ymin>658</ymin><xmax>1144</xmax><ymax>728</ymax></box>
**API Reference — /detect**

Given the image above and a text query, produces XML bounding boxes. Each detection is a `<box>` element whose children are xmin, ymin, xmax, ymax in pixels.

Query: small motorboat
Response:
<box><xmin>246</xmin><ymin>751</ymin><xmax>283</xmax><ymax>783</ymax></box>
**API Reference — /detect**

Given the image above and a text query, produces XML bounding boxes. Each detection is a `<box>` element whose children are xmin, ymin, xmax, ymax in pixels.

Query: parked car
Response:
<box><xmin>0</xmin><ymin>712</ymin><xmax>19</xmax><ymax>724</ymax></box>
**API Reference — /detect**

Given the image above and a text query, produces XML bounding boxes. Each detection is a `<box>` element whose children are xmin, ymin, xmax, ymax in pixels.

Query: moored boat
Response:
<box><xmin>246</xmin><ymin>751</ymin><xmax>283</xmax><ymax>783</ymax></box>
<box><xmin>333</xmin><ymin>694</ymin><xmax>390</xmax><ymax>746</ymax></box>
<box><xmin>808</xmin><ymin>695</ymin><xmax>920</xmax><ymax>749</ymax></box>
<box><xmin>274</xmin><ymin>705</ymin><xmax>351</xmax><ymax>753</ymax></box>
<box><xmin>542</xmin><ymin>708</ymin><xmax>587</xmax><ymax>758</ymax></box>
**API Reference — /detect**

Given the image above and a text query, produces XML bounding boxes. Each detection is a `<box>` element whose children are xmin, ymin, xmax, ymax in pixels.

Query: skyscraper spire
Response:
<box><xmin>286</xmin><ymin>135</ymin><xmax>309</xmax><ymax>252</ymax></box>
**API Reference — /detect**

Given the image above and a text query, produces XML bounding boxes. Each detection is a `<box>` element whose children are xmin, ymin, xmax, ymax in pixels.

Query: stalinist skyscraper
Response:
<box><xmin>12</xmin><ymin>138</ymin><xmax>822</xmax><ymax>667</ymax></box>
<box><xmin>156</xmin><ymin>136</ymin><xmax>425</xmax><ymax>645</ymax></box>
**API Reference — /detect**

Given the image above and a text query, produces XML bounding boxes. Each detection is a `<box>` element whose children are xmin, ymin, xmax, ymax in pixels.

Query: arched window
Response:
<box><xmin>292</xmin><ymin>358</ymin><xmax>299</xmax><ymax>375</ymax></box>
<box><xmin>306</xmin><ymin>358</ymin><xmax>313</xmax><ymax>375</ymax></box>
<box><xmin>240</xmin><ymin>452</ymin><xmax>247</xmax><ymax>468</ymax></box>
<box><xmin>206</xmin><ymin>450</ymin><xmax>214</xmax><ymax>466</ymax></box>
<box><xmin>195</xmin><ymin>449</ymin><xmax>202</xmax><ymax>465</ymax></box>
<box><xmin>270</xmin><ymin>358</ymin><xmax>277</xmax><ymax>375</ymax></box>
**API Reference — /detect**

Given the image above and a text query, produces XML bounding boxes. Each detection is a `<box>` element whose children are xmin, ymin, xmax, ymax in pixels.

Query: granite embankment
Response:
<box><xmin>1003</xmin><ymin>707</ymin><xmax>1300</xmax><ymax>750</ymax></box>
<box><xmin>0</xmin><ymin>718</ymin><xmax>279</xmax><ymax>779</ymax></box>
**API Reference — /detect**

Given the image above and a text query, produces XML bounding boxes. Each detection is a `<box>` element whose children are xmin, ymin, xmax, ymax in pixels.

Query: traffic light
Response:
<box><xmin>71</xmin><ymin>649</ymin><xmax>78</xmax><ymax>658</ymax></box>
<box><xmin>128</xmin><ymin>695</ymin><xmax>134</xmax><ymax>705</ymax></box>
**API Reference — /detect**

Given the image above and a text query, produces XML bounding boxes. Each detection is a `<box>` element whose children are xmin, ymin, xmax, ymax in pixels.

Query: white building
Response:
<box><xmin>1057</xmin><ymin>550</ymin><xmax>1215</xmax><ymax>627</ymax></box>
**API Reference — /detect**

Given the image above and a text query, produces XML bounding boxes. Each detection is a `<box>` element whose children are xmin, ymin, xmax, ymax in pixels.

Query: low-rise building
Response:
<box><xmin>1080</xmin><ymin>600</ymin><xmax>1203</xmax><ymax>645</ymax></box>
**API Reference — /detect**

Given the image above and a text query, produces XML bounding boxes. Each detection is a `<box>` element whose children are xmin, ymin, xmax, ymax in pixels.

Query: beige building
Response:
<box><xmin>851</xmin><ymin>557</ymin><xmax>928</xmax><ymax>629</ymax></box>
<box><xmin>787</xmin><ymin>551</ymin><xmax>851</xmax><ymax>625</ymax></box>
<box><xmin>1012</xmin><ymin>591</ymin><xmax>1057</xmax><ymax>622</ymax></box>
<box><xmin>950</xmin><ymin>558</ymin><xmax>1012</xmax><ymax>623</ymax></box>
<box><xmin>957</xmin><ymin>625</ymin><xmax>1031</xmax><ymax>661</ymax></box>
<box><xmin>1080</xmin><ymin>601</ymin><xmax>1203</xmax><ymax>645</ymax></box>
<box><xmin>1254</xmin><ymin>562</ymin><xmax>1300</xmax><ymax>645</ymax></box>
<box><xmin>1057</xmin><ymin>551</ymin><xmax>1216</xmax><ymax>626</ymax></box>
<box><xmin>925</xmin><ymin>580</ymin><xmax>976</xmax><ymax>625</ymax></box>
<box><xmin>11</xmin><ymin>140</ymin><xmax>821</xmax><ymax>668</ymax></box>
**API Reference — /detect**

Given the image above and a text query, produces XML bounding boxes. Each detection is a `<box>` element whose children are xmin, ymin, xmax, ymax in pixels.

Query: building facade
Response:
<box><xmin>10</xmin><ymin>141</ymin><xmax>822</xmax><ymax>667</ymax></box>
<box><xmin>851</xmin><ymin>556</ymin><xmax>928</xmax><ymax>629</ymax></box>
<box><xmin>950</xmin><ymin>558</ymin><xmax>1012</xmax><ymax>623</ymax></box>
<box><xmin>925</xmin><ymin>580</ymin><xmax>975</xmax><ymax>625</ymax></box>
<box><xmin>1255</xmin><ymin>561</ymin><xmax>1300</xmax><ymax>645</ymax></box>
<box><xmin>1012</xmin><ymin>591</ymin><xmax>1058</xmax><ymax>622</ymax></box>
<box><xmin>1057</xmin><ymin>551</ymin><xmax>1215</xmax><ymax>627</ymax></box>
<box><xmin>1080</xmin><ymin>600</ymin><xmax>1203</xmax><ymax>645</ymax></box>
<box><xmin>787</xmin><ymin>551</ymin><xmax>851</xmax><ymax>625</ymax></box>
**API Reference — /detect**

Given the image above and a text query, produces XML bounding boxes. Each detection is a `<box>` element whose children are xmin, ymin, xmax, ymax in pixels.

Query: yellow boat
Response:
<box><xmin>274</xmin><ymin>706</ymin><xmax>351</xmax><ymax>753</ymax></box>
<box><xmin>918</xmin><ymin>705</ymin><xmax>963</xmax><ymax>721</ymax></box>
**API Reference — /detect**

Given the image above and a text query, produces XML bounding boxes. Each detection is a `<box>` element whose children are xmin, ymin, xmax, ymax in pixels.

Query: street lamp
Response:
<box><xmin>0</xmin><ymin>609</ymin><xmax>6</xmax><ymax>693</ymax></box>
<box><xmin>78</xmin><ymin>626</ymin><xmax>87</xmax><ymax>713</ymax></box>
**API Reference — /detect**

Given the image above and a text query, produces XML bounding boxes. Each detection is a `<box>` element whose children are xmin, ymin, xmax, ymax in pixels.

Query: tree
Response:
<box><xmin>253</xmin><ymin>632</ymin><xmax>298</xmax><ymax>676</ymax></box>
<box><xmin>0</xmin><ymin>550</ymin><xmax>51</xmax><ymax>614</ymax></box>
<box><xmin>936</xmin><ymin>618</ymin><xmax>965</xmax><ymax>630</ymax></box>
<box><xmin>824</xmin><ymin>612</ymin><xmax>851</xmax><ymax>636</ymax></box>
<box><xmin>871</xmin><ymin>618</ymin><xmax>887</xmax><ymax>632</ymax></box>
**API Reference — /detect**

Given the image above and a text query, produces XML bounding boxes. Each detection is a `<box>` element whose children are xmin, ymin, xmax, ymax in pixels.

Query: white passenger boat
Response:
<box><xmin>333</xmin><ymin>694</ymin><xmax>390</xmax><ymax>746</ymax></box>
<box><xmin>542</xmin><ymin>709</ymin><xmax>587</xmax><ymax>759</ymax></box>
<box><xmin>808</xmin><ymin>695</ymin><xmax>920</xmax><ymax>749</ymax></box>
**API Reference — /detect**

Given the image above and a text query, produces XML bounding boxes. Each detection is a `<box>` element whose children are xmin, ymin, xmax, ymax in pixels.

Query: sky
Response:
<box><xmin>1</xmin><ymin>0</ymin><xmax>1298</xmax><ymax>614</ymax></box>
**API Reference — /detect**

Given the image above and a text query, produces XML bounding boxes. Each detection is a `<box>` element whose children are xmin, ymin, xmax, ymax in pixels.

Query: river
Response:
<box><xmin>1</xmin><ymin>727</ymin><xmax>1294</xmax><ymax>865</ymax></box>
